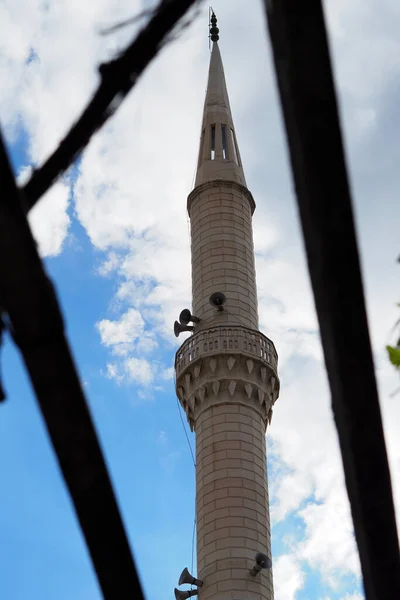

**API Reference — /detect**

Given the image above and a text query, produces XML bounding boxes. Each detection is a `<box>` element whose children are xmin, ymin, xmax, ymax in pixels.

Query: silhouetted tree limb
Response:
<box><xmin>263</xmin><ymin>1</ymin><xmax>400</xmax><ymax>599</ymax></box>
<box><xmin>0</xmin><ymin>132</ymin><xmax>145</xmax><ymax>598</ymax></box>
<box><xmin>22</xmin><ymin>0</ymin><xmax>202</xmax><ymax>211</ymax></box>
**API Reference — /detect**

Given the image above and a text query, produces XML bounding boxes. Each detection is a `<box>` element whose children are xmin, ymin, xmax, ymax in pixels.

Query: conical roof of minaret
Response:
<box><xmin>194</xmin><ymin>16</ymin><xmax>247</xmax><ymax>188</ymax></box>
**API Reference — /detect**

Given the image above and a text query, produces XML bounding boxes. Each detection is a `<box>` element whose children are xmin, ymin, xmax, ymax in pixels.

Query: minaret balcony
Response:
<box><xmin>175</xmin><ymin>325</ymin><xmax>278</xmax><ymax>376</ymax></box>
<box><xmin>174</xmin><ymin>325</ymin><xmax>279</xmax><ymax>431</ymax></box>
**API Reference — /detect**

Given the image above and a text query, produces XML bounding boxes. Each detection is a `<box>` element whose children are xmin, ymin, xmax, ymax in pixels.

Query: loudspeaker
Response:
<box><xmin>255</xmin><ymin>552</ymin><xmax>272</xmax><ymax>569</ymax></box>
<box><xmin>209</xmin><ymin>291</ymin><xmax>226</xmax><ymax>311</ymax></box>
<box><xmin>174</xmin><ymin>589</ymin><xmax>198</xmax><ymax>600</ymax></box>
<box><xmin>174</xmin><ymin>321</ymin><xmax>194</xmax><ymax>337</ymax></box>
<box><xmin>178</xmin><ymin>567</ymin><xmax>203</xmax><ymax>587</ymax></box>
<box><xmin>250</xmin><ymin>552</ymin><xmax>272</xmax><ymax>576</ymax></box>
<box><xmin>179</xmin><ymin>309</ymin><xmax>200</xmax><ymax>325</ymax></box>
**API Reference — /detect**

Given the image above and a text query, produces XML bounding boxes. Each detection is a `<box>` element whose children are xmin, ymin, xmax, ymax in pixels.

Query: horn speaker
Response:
<box><xmin>250</xmin><ymin>552</ymin><xmax>272</xmax><ymax>576</ymax></box>
<box><xmin>178</xmin><ymin>567</ymin><xmax>203</xmax><ymax>587</ymax></box>
<box><xmin>174</xmin><ymin>589</ymin><xmax>198</xmax><ymax>600</ymax></box>
<box><xmin>209</xmin><ymin>291</ymin><xmax>226</xmax><ymax>311</ymax></box>
<box><xmin>179</xmin><ymin>309</ymin><xmax>200</xmax><ymax>325</ymax></box>
<box><xmin>174</xmin><ymin>321</ymin><xmax>194</xmax><ymax>337</ymax></box>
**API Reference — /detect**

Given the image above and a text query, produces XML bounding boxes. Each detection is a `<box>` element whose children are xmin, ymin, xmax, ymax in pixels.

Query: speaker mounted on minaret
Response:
<box><xmin>179</xmin><ymin>309</ymin><xmax>200</xmax><ymax>325</ymax></box>
<box><xmin>174</xmin><ymin>590</ymin><xmax>198</xmax><ymax>600</ymax></box>
<box><xmin>174</xmin><ymin>321</ymin><xmax>193</xmax><ymax>337</ymax></box>
<box><xmin>209</xmin><ymin>291</ymin><xmax>226</xmax><ymax>311</ymax></box>
<box><xmin>178</xmin><ymin>567</ymin><xmax>203</xmax><ymax>587</ymax></box>
<box><xmin>250</xmin><ymin>552</ymin><xmax>272</xmax><ymax>576</ymax></box>
<box><xmin>174</xmin><ymin>567</ymin><xmax>203</xmax><ymax>599</ymax></box>
<box><xmin>174</xmin><ymin>308</ymin><xmax>201</xmax><ymax>337</ymax></box>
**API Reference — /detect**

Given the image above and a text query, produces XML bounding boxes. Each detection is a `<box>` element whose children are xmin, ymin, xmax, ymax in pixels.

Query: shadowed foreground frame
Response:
<box><xmin>0</xmin><ymin>1</ymin><xmax>398</xmax><ymax>598</ymax></box>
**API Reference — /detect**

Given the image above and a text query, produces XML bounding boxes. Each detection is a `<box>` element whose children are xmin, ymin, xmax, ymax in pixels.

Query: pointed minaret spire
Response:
<box><xmin>187</xmin><ymin>15</ymin><xmax>258</xmax><ymax>330</ymax></box>
<box><xmin>195</xmin><ymin>12</ymin><xmax>246</xmax><ymax>187</ymax></box>
<box><xmin>209</xmin><ymin>10</ymin><xmax>219</xmax><ymax>42</ymax></box>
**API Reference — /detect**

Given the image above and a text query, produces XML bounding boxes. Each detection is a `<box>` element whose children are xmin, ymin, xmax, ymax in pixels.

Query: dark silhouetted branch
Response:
<box><xmin>0</xmin><ymin>133</ymin><xmax>144</xmax><ymax>598</ymax></box>
<box><xmin>22</xmin><ymin>0</ymin><xmax>201</xmax><ymax>211</ymax></box>
<box><xmin>263</xmin><ymin>1</ymin><xmax>400</xmax><ymax>599</ymax></box>
<box><xmin>99</xmin><ymin>8</ymin><xmax>156</xmax><ymax>35</ymax></box>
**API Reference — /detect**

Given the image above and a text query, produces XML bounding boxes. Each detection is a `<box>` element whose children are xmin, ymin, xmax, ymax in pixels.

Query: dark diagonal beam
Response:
<box><xmin>263</xmin><ymin>1</ymin><xmax>400</xmax><ymax>598</ymax></box>
<box><xmin>22</xmin><ymin>0</ymin><xmax>201</xmax><ymax>212</ymax></box>
<box><xmin>0</xmin><ymin>133</ymin><xmax>144</xmax><ymax>598</ymax></box>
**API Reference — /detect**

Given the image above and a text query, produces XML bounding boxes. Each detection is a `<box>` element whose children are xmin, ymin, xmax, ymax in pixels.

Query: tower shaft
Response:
<box><xmin>176</xmin><ymin>326</ymin><xmax>278</xmax><ymax>600</ymax></box>
<box><xmin>189</xmin><ymin>180</ymin><xmax>258</xmax><ymax>330</ymax></box>
<box><xmin>175</xmin><ymin>17</ymin><xmax>279</xmax><ymax>600</ymax></box>
<box><xmin>195</xmin><ymin>362</ymin><xmax>275</xmax><ymax>599</ymax></box>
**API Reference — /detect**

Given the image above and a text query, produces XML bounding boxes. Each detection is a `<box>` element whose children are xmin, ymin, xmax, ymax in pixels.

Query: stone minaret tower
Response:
<box><xmin>174</xmin><ymin>14</ymin><xmax>279</xmax><ymax>600</ymax></box>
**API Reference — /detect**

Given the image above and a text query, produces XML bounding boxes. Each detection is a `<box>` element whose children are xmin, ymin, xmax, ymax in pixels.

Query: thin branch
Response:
<box><xmin>22</xmin><ymin>0</ymin><xmax>202</xmax><ymax>211</ymax></box>
<box><xmin>99</xmin><ymin>8</ymin><xmax>156</xmax><ymax>35</ymax></box>
<box><xmin>0</xmin><ymin>133</ymin><xmax>145</xmax><ymax>599</ymax></box>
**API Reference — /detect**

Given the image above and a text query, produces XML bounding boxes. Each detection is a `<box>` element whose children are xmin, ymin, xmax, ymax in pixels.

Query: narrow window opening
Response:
<box><xmin>221</xmin><ymin>124</ymin><xmax>228</xmax><ymax>160</ymax></box>
<box><xmin>198</xmin><ymin>129</ymin><xmax>205</xmax><ymax>166</ymax></box>
<box><xmin>211</xmin><ymin>124</ymin><xmax>216</xmax><ymax>160</ymax></box>
<box><xmin>230</xmin><ymin>127</ymin><xmax>239</xmax><ymax>165</ymax></box>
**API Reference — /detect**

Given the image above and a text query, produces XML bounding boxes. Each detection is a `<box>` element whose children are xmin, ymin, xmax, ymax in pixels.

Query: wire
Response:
<box><xmin>190</xmin><ymin>515</ymin><xmax>196</xmax><ymax>589</ymax></box>
<box><xmin>175</xmin><ymin>395</ymin><xmax>197</xmax><ymax>586</ymax></box>
<box><xmin>176</xmin><ymin>396</ymin><xmax>196</xmax><ymax>468</ymax></box>
<box><xmin>175</xmin><ymin>396</ymin><xmax>197</xmax><ymax>579</ymax></box>
<box><xmin>186</xmin><ymin>213</ymin><xmax>191</xmax><ymax>251</ymax></box>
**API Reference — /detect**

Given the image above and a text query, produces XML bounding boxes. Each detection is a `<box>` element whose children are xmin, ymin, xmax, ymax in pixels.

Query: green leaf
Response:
<box><xmin>386</xmin><ymin>345</ymin><xmax>400</xmax><ymax>368</ymax></box>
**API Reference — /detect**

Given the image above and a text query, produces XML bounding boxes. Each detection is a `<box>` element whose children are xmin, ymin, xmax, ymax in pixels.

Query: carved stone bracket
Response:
<box><xmin>176</xmin><ymin>350</ymin><xmax>279</xmax><ymax>432</ymax></box>
<box><xmin>175</xmin><ymin>325</ymin><xmax>278</xmax><ymax>377</ymax></box>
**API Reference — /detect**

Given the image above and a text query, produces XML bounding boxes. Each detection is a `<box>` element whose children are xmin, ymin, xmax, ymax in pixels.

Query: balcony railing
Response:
<box><xmin>175</xmin><ymin>325</ymin><xmax>278</xmax><ymax>377</ymax></box>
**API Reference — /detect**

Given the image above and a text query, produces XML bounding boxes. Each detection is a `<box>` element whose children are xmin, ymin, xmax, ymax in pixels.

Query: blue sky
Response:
<box><xmin>1</xmin><ymin>1</ymin><xmax>399</xmax><ymax>599</ymax></box>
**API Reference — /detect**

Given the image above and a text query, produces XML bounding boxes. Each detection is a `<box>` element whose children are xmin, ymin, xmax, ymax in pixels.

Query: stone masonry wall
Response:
<box><xmin>195</xmin><ymin>400</ymin><xmax>274</xmax><ymax>600</ymax></box>
<box><xmin>188</xmin><ymin>181</ymin><xmax>258</xmax><ymax>330</ymax></box>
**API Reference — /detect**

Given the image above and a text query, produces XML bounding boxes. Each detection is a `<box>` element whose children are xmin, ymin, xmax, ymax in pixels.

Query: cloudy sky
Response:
<box><xmin>0</xmin><ymin>1</ymin><xmax>399</xmax><ymax>599</ymax></box>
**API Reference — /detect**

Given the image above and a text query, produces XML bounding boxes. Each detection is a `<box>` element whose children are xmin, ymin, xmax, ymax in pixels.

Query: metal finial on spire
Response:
<box><xmin>209</xmin><ymin>10</ymin><xmax>219</xmax><ymax>42</ymax></box>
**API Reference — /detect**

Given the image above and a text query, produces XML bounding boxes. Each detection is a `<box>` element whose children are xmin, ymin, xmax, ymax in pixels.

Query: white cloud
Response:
<box><xmin>298</xmin><ymin>491</ymin><xmax>360</xmax><ymax>584</ymax></box>
<box><xmin>97</xmin><ymin>307</ymin><xmax>160</xmax><ymax>384</ymax></box>
<box><xmin>161</xmin><ymin>367</ymin><xmax>174</xmax><ymax>381</ymax></box>
<box><xmin>136</xmin><ymin>333</ymin><xmax>158</xmax><ymax>354</ymax></box>
<box><xmin>105</xmin><ymin>356</ymin><xmax>154</xmax><ymax>387</ymax></box>
<box><xmin>17</xmin><ymin>165</ymin><xmax>71</xmax><ymax>257</ymax></box>
<box><xmin>2</xmin><ymin>1</ymin><xmax>400</xmax><ymax>599</ymax></box>
<box><xmin>28</xmin><ymin>179</ymin><xmax>71</xmax><ymax>256</ymax></box>
<box><xmin>324</xmin><ymin>0</ymin><xmax>400</xmax><ymax>139</ymax></box>
<box><xmin>104</xmin><ymin>362</ymin><xmax>120</xmax><ymax>381</ymax></box>
<box><xmin>253</xmin><ymin>215</ymin><xmax>280</xmax><ymax>255</ymax></box>
<box><xmin>158</xmin><ymin>430</ymin><xmax>167</xmax><ymax>443</ymax></box>
<box><xmin>1</xmin><ymin>0</ymin><xmax>145</xmax><ymax>257</ymax></box>
<box><xmin>274</xmin><ymin>555</ymin><xmax>305</xmax><ymax>600</ymax></box>
<box><xmin>73</xmin><ymin>0</ymin><xmax>400</xmax><ymax>591</ymax></box>
<box><xmin>97</xmin><ymin>308</ymin><xmax>144</xmax><ymax>348</ymax></box>
<box><xmin>97</xmin><ymin>251</ymin><xmax>121</xmax><ymax>276</ymax></box>
<box><xmin>98</xmin><ymin>309</ymin><xmax>158</xmax><ymax>386</ymax></box>
<box><xmin>124</xmin><ymin>357</ymin><xmax>153</xmax><ymax>386</ymax></box>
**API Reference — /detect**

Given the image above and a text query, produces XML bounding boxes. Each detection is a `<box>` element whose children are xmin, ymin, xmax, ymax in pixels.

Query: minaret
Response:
<box><xmin>174</xmin><ymin>14</ymin><xmax>279</xmax><ymax>600</ymax></box>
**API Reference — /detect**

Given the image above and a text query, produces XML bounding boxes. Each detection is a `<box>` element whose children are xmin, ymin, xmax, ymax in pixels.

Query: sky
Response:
<box><xmin>0</xmin><ymin>1</ymin><xmax>399</xmax><ymax>599</ymax></box>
